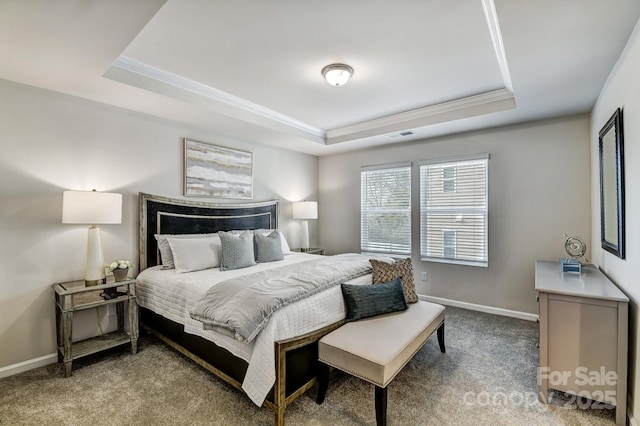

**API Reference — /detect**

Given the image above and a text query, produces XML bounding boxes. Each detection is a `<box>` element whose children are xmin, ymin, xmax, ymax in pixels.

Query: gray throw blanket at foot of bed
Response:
<box><xmin>190</xmin><ymin>253</ymin><xmax>372</xmax><ymax>342</ymax></box>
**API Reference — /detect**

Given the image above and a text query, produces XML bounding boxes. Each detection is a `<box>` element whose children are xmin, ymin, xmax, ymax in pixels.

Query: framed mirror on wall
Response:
<box><xmin>599</xmin><ymin>107</ymin><xmax>625</xmax><ymax>259</ymax></box>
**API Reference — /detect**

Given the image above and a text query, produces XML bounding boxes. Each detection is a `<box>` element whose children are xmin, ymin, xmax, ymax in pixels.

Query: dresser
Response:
<box><xmin>535</xmin><ymin>260</ymin><xmax>628</xmax><ymax>425</ymax></box>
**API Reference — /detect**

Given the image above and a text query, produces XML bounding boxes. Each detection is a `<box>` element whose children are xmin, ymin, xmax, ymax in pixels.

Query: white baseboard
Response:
<box><xmin>0</xmin><ymin>353</ymin><xmax>57</xmax><ymax>379</ymax></box>
<box><xmin>419</xmin><ymin>294</ymin><xmax>538</xmax><ymax>322</ymax></box>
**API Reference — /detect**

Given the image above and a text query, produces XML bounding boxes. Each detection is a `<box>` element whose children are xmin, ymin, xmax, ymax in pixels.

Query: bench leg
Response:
<box><xmin>437</xmin><ymin>323</ymin><xmax>445</xmax><ymax>353</ymax></box>
<box><xmin>375</xmin><ymin>385</ymin><xmax>387</xmax><ymax>426</ymax></box>
<box><xmin>316</xmin><ymin>363</ymin><xmax>330</xmax><ymax>404</ymax></box>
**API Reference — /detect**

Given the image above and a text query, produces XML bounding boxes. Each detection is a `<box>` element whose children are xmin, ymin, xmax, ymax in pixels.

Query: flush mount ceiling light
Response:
<box><xmin>321</xmin><ymin>63</ymin><xmax>354</xmax><ymax>86</ymax></box>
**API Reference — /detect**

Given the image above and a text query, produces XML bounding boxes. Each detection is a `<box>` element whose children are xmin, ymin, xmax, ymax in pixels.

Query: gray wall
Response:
<box><xmin>590</xmin><ymin>18</ymin><xmax>640</xmax><ymax>421</ymax></box>
<box><xmin>0</xmin><ymin>79</ymin><xmax>318</xmax><ymax>369</ymax></box>
<box><xmin>319</xmin><ymin>115</ymin><xmax>591</xmax><ymax>314</ymax></box>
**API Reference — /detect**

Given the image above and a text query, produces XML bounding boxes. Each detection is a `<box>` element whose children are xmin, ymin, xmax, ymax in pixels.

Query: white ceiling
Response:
<box><xmin>1</xmin><ymin>0</ymin><xmax>639</xmax><ymax>156</ymax></box>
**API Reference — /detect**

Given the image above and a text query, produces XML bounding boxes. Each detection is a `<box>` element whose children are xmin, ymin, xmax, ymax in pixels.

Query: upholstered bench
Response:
<box><xmin>316</xmin><ymin>301</ymin><xmax>445</xmax><ymax>426</ymax></box>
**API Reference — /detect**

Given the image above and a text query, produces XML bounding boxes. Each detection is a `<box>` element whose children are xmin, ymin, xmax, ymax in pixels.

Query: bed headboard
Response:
<box><xmin>139</xmin><ymin>192</ymin><xmax>279</xmax><ymax>271</ymax></box>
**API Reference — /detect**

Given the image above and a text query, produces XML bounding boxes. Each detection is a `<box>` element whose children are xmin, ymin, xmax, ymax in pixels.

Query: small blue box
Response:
<box><xmin>559</xmin><ymin>258</ymin><xmax>581</xmax><ymax>274</ymax></box>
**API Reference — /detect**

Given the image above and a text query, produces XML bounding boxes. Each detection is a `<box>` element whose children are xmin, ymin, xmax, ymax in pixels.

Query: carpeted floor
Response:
<box><xmin>0</xmin><ymin>307</ymin><xmax>617</xmax><ymax>425</ymax></box>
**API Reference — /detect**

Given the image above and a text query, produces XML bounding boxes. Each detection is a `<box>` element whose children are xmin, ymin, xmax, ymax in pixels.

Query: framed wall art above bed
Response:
<box><xmin>183</xmin><ymin>138</ymin><xmax>253</xmax><ymax>199</ymax></box>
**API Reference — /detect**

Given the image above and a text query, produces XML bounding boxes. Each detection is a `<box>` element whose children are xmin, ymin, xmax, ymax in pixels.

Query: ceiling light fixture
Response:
<box><xmin>321</xmin><ymin>63</ymin><xmax>354</xmax><ymax>86</ymax></box>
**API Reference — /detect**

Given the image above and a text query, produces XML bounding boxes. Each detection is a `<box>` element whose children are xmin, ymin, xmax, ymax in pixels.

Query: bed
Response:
<box><xmin>136</xmin><ymin>193</ymin><xmax>371</xmax><ymax>425</ymax></box>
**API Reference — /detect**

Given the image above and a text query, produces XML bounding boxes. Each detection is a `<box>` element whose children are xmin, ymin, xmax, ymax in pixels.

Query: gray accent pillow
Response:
<box><xmin>254</xmin><ymin>229</ymin><xmax>292</xmax><ymax>254</ymax></box>
<box><xmin>254</xmin><ymin>231</ymin><xmax>284</xmax><ymax>263</ymax></box>
<box><xmin>219</xmin><ymin>231</ymin><xmax>256</xmax><ymax>271</ymax></box>
<box><xmin>341</xmin><ymin>278</ymin><xmax>408</xmax><ymax>322</ymax></box>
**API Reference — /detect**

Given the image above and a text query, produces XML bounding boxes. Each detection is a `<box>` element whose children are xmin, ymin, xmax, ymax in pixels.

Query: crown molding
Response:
<box><xmin>108</xmin><ymin>56</ymin><xmax>326</xmax><ymax>140</ymax></box>
<box><xmin>481</xmin><ymin>0</ymin><xmax>513</xmax><ymax>92</ymax></box>
<box><xmin>325</xmin><ymin>89</ymin><xmax>516</xmax><ymax>144</ymax></box>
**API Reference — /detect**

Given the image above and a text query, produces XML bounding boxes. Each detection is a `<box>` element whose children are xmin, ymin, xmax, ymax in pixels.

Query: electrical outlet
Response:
<box><xmin>420</xmin><ymin>271</ymin><xmax>427</xmax><ymax>281</ymax></box>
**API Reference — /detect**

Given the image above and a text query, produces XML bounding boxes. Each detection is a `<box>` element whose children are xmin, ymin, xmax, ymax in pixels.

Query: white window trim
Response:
<box><xmin>419</xmin><ymin>153</ymin><xmax>489</xmax><ymax>267</ymax></box>
<box><xmin>360</xmin><ymin>162</ymin><xmax>412</xmax><ymax>256</ymax></box>
<box><xmin>361</xmin><ymin>161</ymin><xmax>412</xmax><ymax>172</ymax></box>
<box><xmin>419</xmin><ymin>153</ymin><xmax>490</xmax><ymax>166</ymax></box>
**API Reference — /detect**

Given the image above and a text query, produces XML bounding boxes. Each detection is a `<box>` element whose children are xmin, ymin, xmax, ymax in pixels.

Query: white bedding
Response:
<box><xmin>135</xmin><ymin>252</ymin><xmax>372</xmax><ymax>406</ymax></box>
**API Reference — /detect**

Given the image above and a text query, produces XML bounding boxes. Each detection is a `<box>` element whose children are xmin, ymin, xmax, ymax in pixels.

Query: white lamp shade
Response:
<box><xmin>292</xmin><ymin>201</ymin><xmax>318</xmax><ymax>220</ymax></box>
<box><xmin>62</xmin><ymin>191</ymin><xmax>122</xmax><ymax>224</ymax></box>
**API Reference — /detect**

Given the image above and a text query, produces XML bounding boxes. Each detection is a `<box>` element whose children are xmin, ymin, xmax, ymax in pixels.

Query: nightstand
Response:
<box><xmin>292</xmin><ymin>247</ymin><xmax>325</xmax><ymax>255</ymax></box>
<box><xmin>52</xmin><ymin>278</ymin><xmax>138</xmax><ymax>377</ymax></box>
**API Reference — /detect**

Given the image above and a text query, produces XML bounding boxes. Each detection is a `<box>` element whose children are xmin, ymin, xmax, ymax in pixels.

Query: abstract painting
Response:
<box><xmin>184</xmin><ymin>139</ymin><xmax>253</xmax><ymax>199</ymax></box>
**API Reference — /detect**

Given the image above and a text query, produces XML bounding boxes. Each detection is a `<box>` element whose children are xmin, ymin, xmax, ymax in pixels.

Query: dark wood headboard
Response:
<box><xmin>138</xmin><ymin>192</ymin><xmax>279</xmax><ymax>270</ymax></box>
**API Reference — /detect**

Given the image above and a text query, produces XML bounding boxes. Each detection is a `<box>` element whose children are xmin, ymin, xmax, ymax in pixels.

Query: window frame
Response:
<box><xmin>360</xmin><ymin>162</ymin><xmax>412</xmax><ymax>256</ymax></box>
<box><xmin>419</xmin><ymin>153</ymin><xmax>489</xmax><ymax>267</ymax></box>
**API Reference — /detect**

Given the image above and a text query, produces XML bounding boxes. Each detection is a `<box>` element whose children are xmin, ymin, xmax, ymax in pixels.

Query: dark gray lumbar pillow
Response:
<box><xmin>341</xmin><ymin>277</ymin><xmax>409</xmax><ymax>322</ymax></box>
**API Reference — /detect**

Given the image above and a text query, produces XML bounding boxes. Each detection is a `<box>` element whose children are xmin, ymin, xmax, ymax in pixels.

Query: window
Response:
<box><xmin>442</xmin><ymin>166</ymin><xmax>456</xmax><ymax>193</ymax></box>
<box><xmin>443</xmin><ymin>229</ymin><xmax>457</xmax><ymax>258</ymax></box>
<box><xmin>361</xmin><ymin>162</ymin><xmax>411</xmax><ymax>255</ymax></box>
<box><xmin>420</xmin><ymin>154</ymin><xmax>489</xmax><ymax>267</ymax></box>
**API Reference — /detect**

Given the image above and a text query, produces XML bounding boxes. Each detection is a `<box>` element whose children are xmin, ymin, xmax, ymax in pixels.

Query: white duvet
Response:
<box><xmin>135</xmin><ymin>252</ymin><xmax>372</xmax><ymax>406</ymax></box>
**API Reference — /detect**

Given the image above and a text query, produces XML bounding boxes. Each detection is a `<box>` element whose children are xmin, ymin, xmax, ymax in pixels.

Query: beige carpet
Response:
<box><xmin>0</xmin><ymin>307</ymin><xmax>617</xmax><ymax>425</ymax></box>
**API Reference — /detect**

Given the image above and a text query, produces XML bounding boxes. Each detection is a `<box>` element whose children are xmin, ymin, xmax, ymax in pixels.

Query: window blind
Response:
<box><xmin>420</xmin><ymin>154</ymin><xmax>488</xmax><ymax>267</ymax></box>
<box><xmin>361</xmin><ymin>163</ymin><xmax>411</xmax><ymax>255</ymax></box>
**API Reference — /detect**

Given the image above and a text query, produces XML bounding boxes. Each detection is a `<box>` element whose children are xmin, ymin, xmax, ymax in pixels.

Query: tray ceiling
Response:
<box><xmin>1</xmin><ymin>0</ymin><xmax>639</xmax><ymax>155</ymax></box>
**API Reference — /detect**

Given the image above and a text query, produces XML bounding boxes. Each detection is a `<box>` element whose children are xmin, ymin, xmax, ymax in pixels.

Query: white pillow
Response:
<box><xmin>167</xmin><ymin>236</ymin><xmax>222</xmax><ymax>274</ymax></box>
<box><xmin>255</xmin><ymin>229</ymin><xmax>291</xmax><ymax>255</ymax></box>
<box><xmin>154</xmin><ymin>233</ymin><xmax>218</xmax><ymax>269</ymax></box>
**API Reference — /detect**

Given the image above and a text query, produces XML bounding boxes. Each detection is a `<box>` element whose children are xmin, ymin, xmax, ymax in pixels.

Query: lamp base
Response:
<box><xmin>85</xmin><ymin>226</ymin><xmax>106</xmax><ymax>285</ymax></box>
<box><xmin>300</xmin><ymin>220</ymin><xmax>310</xmax><ymax>251</ymax></box>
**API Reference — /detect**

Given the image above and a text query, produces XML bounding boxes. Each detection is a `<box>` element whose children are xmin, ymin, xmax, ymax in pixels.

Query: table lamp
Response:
<box><xmin>292</xmin><ymin>201</ymin><xmax>318</xmax><ymax>252</ymax></box>
<box><xmin>62</xmin><ymin>190</ymin><xmax>122</xmax><ymax>285</ymax></box>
